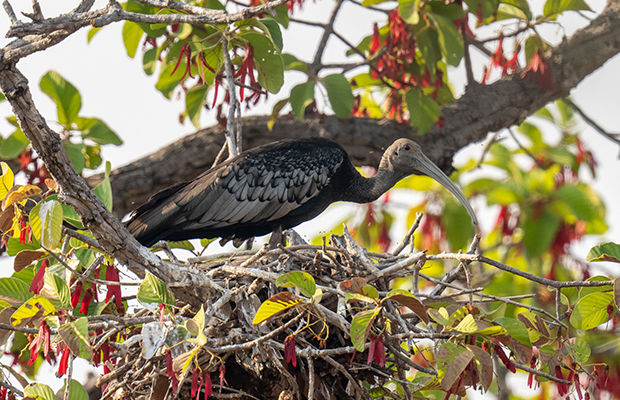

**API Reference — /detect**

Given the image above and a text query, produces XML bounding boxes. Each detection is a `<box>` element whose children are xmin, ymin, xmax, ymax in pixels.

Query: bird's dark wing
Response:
<box><xmin>126</xmin><ymin>138</ymin><xmax>348</xmax><ymax>246</ymax></box>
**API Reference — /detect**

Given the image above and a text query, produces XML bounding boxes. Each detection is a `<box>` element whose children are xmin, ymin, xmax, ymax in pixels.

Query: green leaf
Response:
<box><xmin>350</xmin><ymin>308</ymin><xmax>381</xmax><ymax>352</ymax></box>
<box><xmin>0</xmin><ymin>277</ymin><xmax>32</xmax><ymax>306</ymax></box>
<box><xmin>137</xmin><ymin>271</ymin><xmax>175</xmax><ymax>305</ymax></box>
<box><xmin>289</xmin><ymin>81</ymin><xmax>315</xmax><ymax>121</ymax></box>
<box><xmin>555</xmin><ymin>184</ymin><xmax>596</xmax><ymax>222</ymax></box>
<box><xmin>122</xmin><ymin>21</ymin><xmax>143</xmax><ymax>58</ymax></box>
<box><xmin>143</xmin><ymin>48</ymin><xmax>158</xmax><ymax>75</ymax></box>
<box><xmin>40</xmin><ymin>71</ymin><xmax>81</xmax><ymax>126</ymax></box>
<box><xmin>87</xmin><ymin>27</ymin><xmax>101</xmax><ymax>43</ymax></box>
<box><xmin>0</xmin><ymin>129</ymin><xmax>29</xmax><ymax>159</ymax></box>
<box><xmin>443</xmin><ymin>196</ymin><xmax>475</xmax><ymax>249</ymax></box>
<box><xmin>29</xmin><ymin>200</ymin><xmax>63</xmax><ymax>249</ymax></box>
<box><xmin>570</xmin><ymin>292</ymin><xmax>613</xmax><ymax>330</ymax></box>
<box><xmin>431</xmin><ymin>14</ymin><xmax>463</xmax><ymax>66</ymax></box>
<box><xmin>24</xmin><ymin>383</ymin><xmax>55</xmax><ymax>400</ymax></box>
<box><xmin>522</xmin><ymin>207</ymin><xmax>560</xmax><ymax>258</ymax></box>
<box><xmin>271</xmin><ymin>4</ymin><xmax>289</xmax><ymax>28</ymax></box>
<box><xmin>586</xmin><ymin>242</ymin><xmax>620</xmax><ymax>263</ymax></box>
<box><xmin>501</xmin><ymin>0</ymin><xmax>533</xmax><ymax>20</ymax></box>
<box><xmin>579</xmin><ymin>275</ymin><xmax>613</xmax><ymax>298</ymax></box>
<box><xmin>544</xmin><ymin>0</ymin><xmax>592</xmax><ymax>17</ymax></box>
<box><xmin>156</xmin><ymin>63</ymin><xmax>185</xmax><ymax>99</ymax></box>
<box><xmin>93</xmin><ymin>161</ymin><xmax>113</xmax><ymax>211</ymax></box>
<box><xmin>259</xmin><ymin>18</ymin><xmax>283</xmax><ymax>51</ymax></box>
<box><xmin>567</xmin><ymin>337</ymin><xmax>590</xmax><ymax>365</ymax></box>
<box><xmin>61</xmin><ymin>204</ymin><xmax>84</xmax><ymax>230</ymax></box>
<box><xmin>406</xmin><ymin>89</ymin><xmax>440</xmax><ymax>134</ymax></box>
<box><xmin>268</xmin><ymin>98</ymin><xmax>289</xmax><ymax>130</ymax></box>
<box><xmin>276</xmin><ymin>271</ymin><xmax>316</xmax><ymax>298</ymax></box>
<box><xmin>321</xmin><ymin>74</ymin><xmax>354</xmax><ymax>119</ymax></box>
<box><xmin>398</xmin><ymin>0</ymin><xmax>421</xmax><ymax>24</ymax></box>
<box><xmin>44</xmin><ymin>272</ymin><xmax>70</xmax><ymax>308</ymax></box>
<box><xmin>57</xmin><ymin>380</ymin><xmax>89</xmax><ymax>400</ymax></box>
<box><xmin>494</xmin><ymin>317</ymin><xmax>531</xmax><ymax>346</ymax></box>
<box><xmin>282</xmin><ymin>54</ymin><xmax>308</xmax><ymax>73</ymax></box>
<box><xmin>63</xmin><ymin>142</ymin><xmax>86</xmax><ymax>174</ymax></box>
<box><xmin>125</xmin><ymin>0</ymin><xmax>167</xmax><ymax>37</ymax></box>
<box><xmin>242</xmin><ymin>32</ymin><xmax>284</xmax><ymax>94</ymax></box>
<box><xmin>81</xmin><ymin>119</ymin><xmax>123</xmax><ymax>146</ymax></box>
<box><xmin>57</xmin><ymin>317</ymin><xmax>92</xmax><ymax>358</ymax></box>
<box><xmin>186</xmin><ymin>84</ymin><xmax>209</xmax><ymax>129</ymax></box>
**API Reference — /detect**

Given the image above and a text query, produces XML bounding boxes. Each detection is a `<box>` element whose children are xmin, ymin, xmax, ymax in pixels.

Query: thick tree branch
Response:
<box><xmin>88</xmin><ymin>0</ymin><xmax>620</xmax><ymax>217</ymax></box>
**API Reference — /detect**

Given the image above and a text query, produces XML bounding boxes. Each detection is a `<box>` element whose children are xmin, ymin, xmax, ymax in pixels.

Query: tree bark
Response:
<box><xmin>85</xmin><ymin>0</ymin><xmax>620</xmax><ymax>217</ymax></box>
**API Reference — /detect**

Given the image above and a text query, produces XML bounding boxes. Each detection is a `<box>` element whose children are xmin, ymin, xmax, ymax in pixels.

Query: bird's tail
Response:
<box><xmin>125</xmin><ymin>182</ymin><xmax>190</xmax><ymax>247</ymax></box>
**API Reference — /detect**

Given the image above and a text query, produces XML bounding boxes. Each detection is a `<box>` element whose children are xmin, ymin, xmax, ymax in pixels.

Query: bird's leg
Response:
<box><xmin>244</xmin><ymin>237</ymin><xmax>255</xmax><ymax>250</ymax></box>
<box><xmin>268</xmin><ymin>225</ymin><xmax>286</xmax><ymax>248</ymax></box>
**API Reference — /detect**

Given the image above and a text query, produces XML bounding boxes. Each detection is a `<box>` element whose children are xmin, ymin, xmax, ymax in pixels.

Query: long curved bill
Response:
<box><xmin>415</xmin><ymin>154</ymin><xmax>479</xmax><ymax>227</ymax></box>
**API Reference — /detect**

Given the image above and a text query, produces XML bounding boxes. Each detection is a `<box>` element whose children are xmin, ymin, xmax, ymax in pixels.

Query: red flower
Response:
<box><xmin>30</xmin><ymin>259</ymin><xmax>48</xmax><ymax>294</ymax></box>
<box><xmin>219</xmin><ymin>365</ymin><xmax>228</xmax><ymax>397</ymax></box>
<box><xmin>367</xmin><ymin>334</ymin><xmax>385</xmax><ymax>367</ymax></box>
<box><xmin>105</xmin><ymin>264</ymin><xmax>124</xmax><ymax>314</ymax></box>
<box><xmin>71</xmin><ymin>281</ymin><xmax>83</xmax><ymax>308</ymax></box>
<box><xmin>191</xmin><ymin>367</ymin><xmax>201</xmax><ymax>398</ymax></box>
<box><xmin>521</xmin><ymin>50</ymin><xmax>553</xmax><ymax>91</ymax></box>
<box><xmin>28</xmin><ymin>332</ymin><xmax>41</xmax><ymax>366</ymax></box>
<box><xmin>80</xmin><ymin>288</ymin><xmax>93</xmax><ymax>314</ymax></box>
<box><xmin>370</xmin><ymin>23</ymin><xmax>380</xmax><ymax>55</ymax></box>
<box><xmin>555</xmin><ymin>365</ymin><xmax>569</xmax><ymax>396</ymax></box>
<box><xmin>57</xmin><ymin>343</ymin><xmax>70</xmax><ymax>376</ymax></box>
<box><xmin>159</xmin><ymin>303</ymin><xmax>166</xmax><ymax>327</ymax></box>
<box><xmin>165</xmin><ymin>349</ymin><xmax>179</xmax><ymax>394</ymax></box>
<box><xmin>284</xmin><ymin>335</ymin><xmax>297</xmax><ymax>367</ymax></box>
<box><xmin>171</xmin><ymin>42</ymin><xmax>194</xmax><ymax>80</ymax></box>
<box><xmin>494</xmin><ymin>344</ymin><xmax>515</xmax><ymax>373</ymax></box>
<box><xmin>204</xmin><ymin>370</ymin><xmax>212</xmax><ymax>398</ymax></box>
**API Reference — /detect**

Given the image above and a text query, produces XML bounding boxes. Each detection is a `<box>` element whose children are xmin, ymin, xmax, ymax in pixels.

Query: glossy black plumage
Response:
<box><xmin>126</xmin><ymin>137</ymin><xmax>478</xmax><ymax>247</ymax></box>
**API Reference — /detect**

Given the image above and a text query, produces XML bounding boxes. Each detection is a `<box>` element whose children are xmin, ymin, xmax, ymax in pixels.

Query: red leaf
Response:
<box><xmin>57</xmin><ymin>344</ymin><xmax>70</xmax><ymax>376</ymax></box>
<box><xmin>204</xmin><ymin>370</ymin><xmax>212</xmax><ymax>398</ymax></box>
<box><xmin>80</xmin><ymin>288</ymin><xmax>93</xmax><ymax>314</ymax></box>
<box><xmin>284</xmin><ymin>336</ymin><xmax>297</xmax><ymax>367</ymax></box>
<box><xmin>71</xmin><ymin>281</ymin><xmax>83</xmax><ymax>308</ymax></box>
<box><xmin>30</xmin><ymin>259</ymin><xmax>48</xmax><ymax>294</ymax></box>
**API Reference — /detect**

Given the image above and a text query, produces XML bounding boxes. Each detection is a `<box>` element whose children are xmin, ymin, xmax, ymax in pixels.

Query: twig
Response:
<box><xmin>41</xmin><ymin>245</ymin><xmax>141</xmax><ymax>286</ymax></box>
<box><xmin>240</xmin><ymin>243</ymin><xmax>270</xmax><ymax>267</ymax></box>
<box><xmin>476</xmin><ymin>131</ymin><xmax>501</xmax><ymax>168</ymax></box>
<box><xmin>62</xmin><ymin>227</ymin><xmax>101</xmax><ymax>249</ymax></box>
<box><xmin>385</xmin><ymin>343</ymin><xmax>437</xmax><ymax>375</ymax></box>
<box><xmin>63</xmin><ymin>353</ymin><xmax>74</xmax><ymax>400</ymax></box>
<box><xmin>2</xmin><ymin>0</ymin><xmax>19</xmax><ymax>25</ymax></box>
<box><xmin>513</xmin><ymin>361</ymin><xmax>571</xmax><ymax>385</ymax></box>
<box><xmin>306</xmin><ymin>355</ymin><xmax>315</xmax><ymax>400</ymax></box>
<box><xmin>507</xmin><ymin>127</ymin><xmax>546</xmax><ymax>169</ymax></box>
<box><xmin>222</xmin><ymin>34</ymin><xmax>239</xmax><ymax>159</ymax></box>
<box><xmin>0</xmin><ymin>379</ymin><xmax>24</xmax><ymax>397</ymax></box>
<box><xmin>563</xmin><ymin>97</ymin><xmax>620</xmax><ymax>147</ymax></box>
<box><xmin>462</xmin><ymin>25</ymin><xmax>475</xmax><ymax>85</ymax></box>
<box><xmin>211</xmin><ymin>141</ymin><xmax>228</xmax><ymax>168</ymax></box>
<box><xmin>308</xmin><ymin>0</ymin><xmax>345</xmax><ymax>77</ymax></box>
<box><xmin>392</xmin><ymin>213</ymin><xmax>423</xmax><ymax>256</ymax></box>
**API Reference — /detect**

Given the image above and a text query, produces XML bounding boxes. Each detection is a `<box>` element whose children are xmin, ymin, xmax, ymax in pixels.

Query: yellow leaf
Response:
<box><xmin>11</xmin><ymin>296</ymin><xmax>55</xmax><ymax>327</ymax></box>
<box><xmin>253</xmin><ymin>292</ymin><xmax>304</xmax><ymax>326</ymax></box>
<box><xmin>0</xmin><ymin>163</ymin><xmax>14</xmax><ymax>201</ymax></box>
<box><xmin>2</xmin><ymin>185</ymin><xmax>42</xmax><ymax>211</ymax></box>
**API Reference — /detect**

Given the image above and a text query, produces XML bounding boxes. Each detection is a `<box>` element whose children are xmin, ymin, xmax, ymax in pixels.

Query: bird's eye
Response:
<box><xmin>404</xmin><ymin>144</ymin><xmax>411</xmax><ymax>151</ymax></box>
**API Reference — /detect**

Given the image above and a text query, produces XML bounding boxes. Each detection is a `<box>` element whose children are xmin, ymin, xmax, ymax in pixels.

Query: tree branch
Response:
<box><xmin>83</xmin><ymin>0</ymin><xmax>620</xmax><ymax>217</ymax></box>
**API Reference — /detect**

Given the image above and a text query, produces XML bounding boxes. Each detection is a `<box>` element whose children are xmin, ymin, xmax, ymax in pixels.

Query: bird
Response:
<box><xmin>125</xmin><ymin>137</ymin><xmax>478</xmax><ymax>247</ymax></box>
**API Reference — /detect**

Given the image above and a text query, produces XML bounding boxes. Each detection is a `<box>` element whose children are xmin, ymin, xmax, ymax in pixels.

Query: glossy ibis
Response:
<box><xmin>126</xmin><ymin>137</ymin><xmax>478</xmax><ymax>247</ymax></box>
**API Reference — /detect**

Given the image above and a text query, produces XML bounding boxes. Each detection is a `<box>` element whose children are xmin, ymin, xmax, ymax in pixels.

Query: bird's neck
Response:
<box><xmin>344</xmin><ymin>167</ymin><xmax>404</xmax><ymax>203</ymax></box>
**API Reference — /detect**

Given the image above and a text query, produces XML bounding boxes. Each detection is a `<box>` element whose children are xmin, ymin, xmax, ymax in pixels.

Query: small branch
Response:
<box><xmin>62</xmin><ymin>353</ymin><xmax>74</xmax><ymax>400</ymax></box>
<box><xmin>0</xmin><ymin>379</ymin><xmax>24</xmax><ymax>397</ymax></box>
<box><xmin>2</xmin><ymin>0</ymin><xmax>19</xmax><ymax>25</ymax></box>
<box><xmin>222</xmin><ymin>34</ymin><xmax>239</xmax><ymax>158</ymax></box>
<box><xmin>308</xmin><ymin>0</ymin><xmax>345</xmax><ymax>77</ymax></box>
<box><xmin>385</xmin><ymin>343</ymin><xmax>437</xmax><ymax>375</ymax></box>
<box><xmin>62</xmin><ymin>227</ymin><xmax>101</xmax><ymax>249</ymax></box>
<box><xmin>513</xmin><ymin>361</ymin><xmax>572</xmax><ymax>385</ymax></box>
<box><xmin>462</xmin><ymin>25</ymin><xmax>475</xmax><ymax>85</ymax></box>
<box><xmin>563</xmin><ymin>97</ymin><xmax>620</xmax><ymax>147</ymax></box>
<box><xmin>507</xmin><ymin>127</ymin><xmax>546</xmax><ymax>169</ymax></box>
<box><xmin>392</xmin><ymin>212</ymin><xmax>423</xmax><ymax>256</ymax></box>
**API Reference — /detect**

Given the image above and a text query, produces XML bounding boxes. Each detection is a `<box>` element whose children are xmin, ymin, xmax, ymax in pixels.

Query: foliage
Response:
<box><xmin>1</xmin><ymin>0</ymin><xmax>619</xmax><ymax>399</ymax></box>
